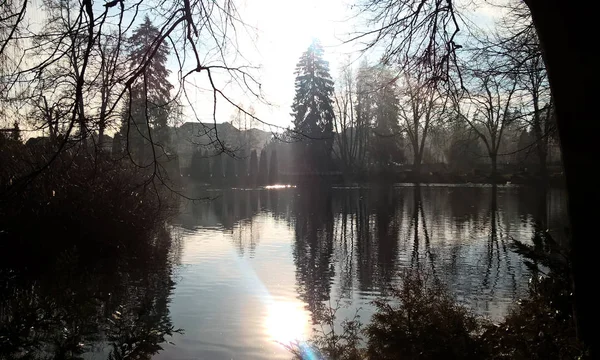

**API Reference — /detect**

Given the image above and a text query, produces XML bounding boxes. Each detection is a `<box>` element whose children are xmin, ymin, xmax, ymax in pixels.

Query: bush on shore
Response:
<box><xmin>0</xmin><ymin>136</ymin><xmax>178</xmax><ymax>265</ymax></box>
<box><xmin>290</xmin><ymin>231</ymin><xmax>585</xmax><ymax>360</ymax></box>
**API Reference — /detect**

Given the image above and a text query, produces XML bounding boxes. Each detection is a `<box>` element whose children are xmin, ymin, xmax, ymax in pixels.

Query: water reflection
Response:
<box><xmin>0</xmin><ymin>229</ymin><xmax>178</xmax><ymax>360</ymax></box>
<box><xmin>2</xmin><ymin>185</ymin><xmax>566</xmax><ymax>359</ymax></box>
<box><xmin>293</xmin><ymin>188</ymin><xmax>335</xmax><ymax>322</ymax></box>
<box><xmin>175</xmin><ymin>185</ymin><xmax>568</xmax><ymax>326</ymax></box>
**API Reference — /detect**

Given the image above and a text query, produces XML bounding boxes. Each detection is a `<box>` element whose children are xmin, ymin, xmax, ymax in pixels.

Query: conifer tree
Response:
<box><xmin>291</xmin><ymin>40</ymin><xmax>335</xmax><ymax>172</ymax></box>
<box><xmin>120</xmin><ymin>16</ymin><xmax>173</xmax><ymax>164</ymax></box>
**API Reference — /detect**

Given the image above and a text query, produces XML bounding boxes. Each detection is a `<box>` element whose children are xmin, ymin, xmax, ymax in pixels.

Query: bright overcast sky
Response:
<box><xmin>179</xmin><ymin>0</ymin><xmax>362</xmax><ymax>131</ymax></box>
<box><xmin>17</xmin><ymin>0</ymin><xmax>503</xmax><ymax>133</ymax></box>
<box><xmin>181</xmin><ymin>0</ymin><xmax>502</xmax><ymax>131</ymax></box>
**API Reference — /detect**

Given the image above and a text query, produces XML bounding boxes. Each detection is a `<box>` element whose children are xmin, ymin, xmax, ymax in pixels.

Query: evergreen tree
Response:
<box><xmin>257</xmin><ymin>149</ymin><xmax>268</xmax><ymax>186</ymax></box>
<box><xmin>120</xmin><ymin>16</ymin><xmax>173</xmax><ymax>164</ymax></box>
<box><xmin>372</xmin><ymin>66</ymin><xmax>402</xmax><ymax>168</ymax></box>
<box><xmin>269</xmin><ymin>149</ymin><xmax>279</xmax><ymax>185</ymax></box>
<box><xmin>291</xmin><ymin>39</ymin><xmax>335</xmax><ymax>172</ymax></box>
<box><xmin>354</xmin><ymin>61</ymin><xmax>375</xmax><ymax>171</ymax></box>
<box><xmin>248</xmin><ymin>149</ymin><xmax>258</xmax><ymax>187</ymax></box>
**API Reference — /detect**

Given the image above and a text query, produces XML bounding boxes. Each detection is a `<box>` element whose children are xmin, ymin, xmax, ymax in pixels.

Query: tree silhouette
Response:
<box><xmin>370</xmin><ymin>66</ymin><xmax>403</xmax><ymax>170</ymax></box>
<box><xmin>398</xmin><ymin>72</ymin><xmax>445</xmax><ymax>176</ymax></box>
<box><xmin>120</xmin><ymin>16</ymin><xmax>174</xmax><ymax>165</ymax></box>
<box><xmin>291</xmin><ymin>39</ymin><xmax>335</xmax><ymax>173</ymax></box>
<box><xmin>353</xmin><ymin>1</ymin><xmax>596</xmax><ymax>347</ymax></box>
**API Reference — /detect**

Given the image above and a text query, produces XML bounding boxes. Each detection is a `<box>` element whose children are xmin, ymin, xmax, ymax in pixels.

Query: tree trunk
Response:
<box><xmin>526</xmin><ymin>0</ymin><xmax>598</xmax><ymax>354</ymax></box>
<box><xmin>413</xmin><ymin>151</ymin><xmax>422</xmax><ymax>179</ymax></box>
<box><xmin>538</xmin><ymin>142</ymin><xmax>548</xmax><ymax>179</ymax></box>
<box><xmin>98</xmin><ymin>125</ymin><xmax>105</xmax><ymax>151</ymax></box>
<box><xmin>490</xmin><ymin>153</ymin><xmax>498</xmax><ymax>181</ymax></box>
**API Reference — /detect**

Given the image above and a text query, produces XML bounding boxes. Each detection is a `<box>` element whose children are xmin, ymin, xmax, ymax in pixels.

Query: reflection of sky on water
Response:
<box><xmin>160</xmin><ymin>185</ymin><xmax>568</xmax><ymax>360</ymax></box>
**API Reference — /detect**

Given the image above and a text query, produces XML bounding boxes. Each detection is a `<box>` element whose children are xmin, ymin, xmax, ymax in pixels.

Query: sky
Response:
<box><xmin>9</xmin><ymin>0</ymin><xmax>503</xmax><ymax>134</ymax></box>
<box><xmin>178</xmin><ymin>0</ymin><xmax>363</xmax><ymax>131</ymax></box>
<box><xmin>180</xmin><ymin>0</ymin><xmax>503</xmax><ymax>131</ymax></box>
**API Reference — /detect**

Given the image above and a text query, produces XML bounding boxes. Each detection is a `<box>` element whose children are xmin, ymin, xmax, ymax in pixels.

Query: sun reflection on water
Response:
<box><xmin>265</xmin><ymin>301</ymin><xmax>310</xmax><ymax>345</ymax></box>
<box><xmin>264</xmin><ymin>184</ymin><xmax>296</xmax><ymax>189</ymax></box>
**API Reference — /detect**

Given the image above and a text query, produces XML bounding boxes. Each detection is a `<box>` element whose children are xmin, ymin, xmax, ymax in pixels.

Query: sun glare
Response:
<box><xmin>264</xmin><ymin>184</ymin><xmax>295</xmax><ymax>189</ymax></box>
<box><xmin>265</xmin><ymin>301</ymin><xmax>310</xmax><ymax>345</ymax></box>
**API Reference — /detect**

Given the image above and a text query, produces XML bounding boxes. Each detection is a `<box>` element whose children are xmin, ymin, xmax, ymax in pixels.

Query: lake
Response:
<box><xmin>0</xmin><ymin>184</ymin><xmax>568</xmax><ymax>360</ymax></box>
<box><xmin>157</xmin><ymin>184</ymin><xmax>568</xmax><ymax>359</ymax></box>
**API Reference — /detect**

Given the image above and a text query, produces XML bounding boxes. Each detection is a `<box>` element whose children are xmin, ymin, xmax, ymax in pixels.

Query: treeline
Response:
<box><xmin>285</xmin><ymin>12</ymin><xmax>556</xmax><ymax>182</ymax></box>
<box><xmin>188</xmin><ymin>148</ymin><xmax>279</xmax><ymax>187</ymax></box>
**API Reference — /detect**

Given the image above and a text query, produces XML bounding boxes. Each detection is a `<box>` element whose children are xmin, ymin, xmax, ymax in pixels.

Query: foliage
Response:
<box><xmin>120</xmin><ymin>16</ymin><xmax>174</xmax><ymax>166</ymax></box>
<box><xmin>0</xmin><ymin>138</ymin><xmax>177</xmax><ymax>261</ymax></box>
<box><xmin>368</xmin><ymin>65</ymin><xmax>404</xmax><ymax>168</ymax></box>
<box><xmin>366</xmin><ymin>271</ymin><xmax>481</xmax><ymax>360</ymax></box>
<box><xmin>479</xmin><ymin>229</ymin><xmax>583</xmax><ymax>359</ymax></box>
<box><xmin>291</xmin><ymin>40</ymin><xmax>335</xmax><ymax>173</ymax></box>
<box><xmin>295</xmin><ymin>230</ymin><xmax>585</xmax><ymax>359</ymax></box>
<box><xmin>287</xmin><ymin>303</ymin><xmax>364</xmax><ymax>360</ymax></box>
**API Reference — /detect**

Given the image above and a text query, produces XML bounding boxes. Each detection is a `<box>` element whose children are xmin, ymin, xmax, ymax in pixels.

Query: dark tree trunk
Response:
<box><xmin>526</xmin><ymin>0</ymin><xmax>598</xmax><ymax>354</ymax></box>
<box><xmin>413</xmin><ymin>154</ymin><xmax>422</xmax><ymax>178</ymax></box>
<box><xmin>490</xmin><ymin>153</ymin><xmax>498</xmax><ymax>180</ymax></box>
<box><xmin>98</xmin><ymin>125</ymin><xmax>105</xmax><ymax>151</ymax></box>
<box><xmin>538</xmin><ymin>143</ymin><xmax>548</xmax><ymax>179</ymax></box>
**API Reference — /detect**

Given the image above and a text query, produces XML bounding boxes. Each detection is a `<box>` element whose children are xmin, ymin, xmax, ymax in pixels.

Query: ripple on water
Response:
<box><xmin>158</xmin><ymin>186</ymin><xmax>567</xmax><ymax>359</ymax></box>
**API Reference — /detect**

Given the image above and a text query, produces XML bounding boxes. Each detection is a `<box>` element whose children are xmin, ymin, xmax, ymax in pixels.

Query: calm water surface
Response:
<box><xmin>0</xmin><ymin>184</ymin><xmax>568</xmax><ymax>360</ymax></box>
<box><xmin>156</xmin><ymin>184</ymin><xmax>568</xmax><ymax>360</ymax></box>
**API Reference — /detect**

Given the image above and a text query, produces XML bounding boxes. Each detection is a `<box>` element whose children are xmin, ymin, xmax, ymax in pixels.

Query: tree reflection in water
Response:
<box><xmin>0</xmin><ymin>228</ymin><xmax>179</xmax><ymax>360</ymax></box>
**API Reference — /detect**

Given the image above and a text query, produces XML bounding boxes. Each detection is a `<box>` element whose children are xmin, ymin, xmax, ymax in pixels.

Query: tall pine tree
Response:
<box><xmin>372</xmin><ymin>66</ymin><xmax>402</xmax><ymax>168</ymax></box>
<box><xmin>121</xmin><ymin>16</ymin><xmax>173</xmax><ymax>164</ymax></box>
<box><xmin>291</xmin><ymin>40</ymin><xmax>335</xmax><ymax>173</ymax></box>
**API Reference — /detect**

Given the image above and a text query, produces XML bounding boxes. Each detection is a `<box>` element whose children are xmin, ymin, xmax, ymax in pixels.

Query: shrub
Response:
<box><xmin>0</xmin><ymin>139</ymin><xmax>178</xmax><ymax>265</ymax></box>
<box><xmin>365</xmin><ymin>271</ymin><xmax>481</xmax><ymax>360</ymax></box>
<box><xmin>295</xmin><ymin>233</ymin><xmax>585</xmax><ymax>359</ymax></box>
<box><xmin>479</xmin><ymin>229</ymin><xmax>584</xmax><ymax>359</ymax></box>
